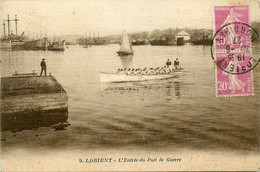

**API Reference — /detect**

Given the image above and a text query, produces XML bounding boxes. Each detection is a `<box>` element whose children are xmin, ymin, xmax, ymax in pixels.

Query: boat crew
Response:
<box><xmin>149</xmin><ymin>68</ymin><xmax>155</xmax><ymax>75</ymax></box>
<box><xmin>159</xmin><ymin>67</ymin><xmax>164</xmax><ymax>74</ymax></box>
<box><xmin>131</xmin><ymin>69</ymin><xmax>135</xmax><ymax>75</ymax></box>
<box><xmin>155</xmin><ymin>67</ymin><xmax>160</xmax><ymax>75</ymax></box>
<box><xmin>133</xmin><ymin>69</ymin><xmax>138</xmax><ymax>75</ymax></box>
<box><xmin>126</xmin><ymin>69</ymin><xmax>132</xmax><ymax>75</ymax></box>
<box><xmin>142</xmin><ymin>68</ymin><xmax>148</xmax><ymax>75</ymax></box>
<box><xmin>141</xmin><ymin>68</ymin><xmax>146</xmax><ymax>75</ymax></box>
<box><xmin>166</xmin><ymin>59</ymin><xmax>172</xmax><ymax>72</ymax></box>
<box><xmin>174</xmin><ymin>58</ymin><xmax>179</xmax><ymax>69</ymax></box>
<box><xmin>120</xmin><ymin>69</ymin><xmax>125</xmax><ymax>74</ymax></box>
<box><xmin>136</xmin><ymin>68</ymin><xmax>141</xmax><ymax>75</ymax></box>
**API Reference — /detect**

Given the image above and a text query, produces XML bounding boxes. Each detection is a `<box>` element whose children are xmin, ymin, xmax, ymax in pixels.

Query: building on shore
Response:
<box><xmin>175</xmin><ymin>30</ymin><xmax>191</xmax><ymax>41</ymax></box>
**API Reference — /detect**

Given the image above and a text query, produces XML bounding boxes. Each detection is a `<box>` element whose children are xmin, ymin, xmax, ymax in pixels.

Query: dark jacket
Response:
<box><xmin>41</xmin><ymin>61</ymin><xmax>46</xmax><ymax>68</ymax></box>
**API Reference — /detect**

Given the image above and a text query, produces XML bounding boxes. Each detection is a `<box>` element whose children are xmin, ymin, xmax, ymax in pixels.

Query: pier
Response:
<box><xmin>1</xmin><ymin>72</ymin><xmax>68</xmax><ymax>130</ymax></box>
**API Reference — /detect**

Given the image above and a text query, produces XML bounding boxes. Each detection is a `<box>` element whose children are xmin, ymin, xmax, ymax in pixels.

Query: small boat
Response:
<box><xmin>48</xmin><ymin>40</ymin><xmax>66</xmax><ymax>51</ymax></box>
<box><xmin>117</xmin><ymin>30</ymin><xmax>134</xmax><ymax>56</ymax></box>
<box><xmin>99</xmin><ymin>70</ymin><xmax>182</xmax><ymax>83</ymax></box>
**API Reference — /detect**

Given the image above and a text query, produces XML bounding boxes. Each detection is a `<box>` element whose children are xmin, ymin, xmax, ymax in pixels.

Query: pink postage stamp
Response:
<box><xmin>213</xmin><ymin>5</ymin><xmax>255</xmax><ymax>97</ymax></box>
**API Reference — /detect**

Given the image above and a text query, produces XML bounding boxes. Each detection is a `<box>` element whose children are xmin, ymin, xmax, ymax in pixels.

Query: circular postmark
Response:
<box><xmin>211</xmin><ymin>22</ymin><xmax>260</xmax><ymax>75</ymax></box>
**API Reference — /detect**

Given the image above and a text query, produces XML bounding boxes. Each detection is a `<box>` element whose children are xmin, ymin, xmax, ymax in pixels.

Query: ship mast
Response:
<box><xmin>3</xmin><ymin>20</ymin><xmax>6</xmax><ymax>37</ymax></box>
<box><xmin>6</xmin><ymin>14</ymin><xmax>11</xmax><ymax>37</ymax></box>
<box><xmin>13</xmin><ymin>15</ymin><xmax>19</xmax><ymax>35</ymax></box>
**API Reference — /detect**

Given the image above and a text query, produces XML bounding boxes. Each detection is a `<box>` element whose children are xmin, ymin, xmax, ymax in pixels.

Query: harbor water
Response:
<box><xmin>1</xmin><ymin>44</ymin><xmax>259</xmax><ymax>154</ymax></box>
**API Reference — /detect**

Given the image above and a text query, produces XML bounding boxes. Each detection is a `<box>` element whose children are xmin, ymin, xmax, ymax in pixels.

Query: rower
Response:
<box><xmin>155</xmin><ymin>67</ymin><xmax>160</xmax><ymax>75</ymax></box>
<box><xmin>126</xmin><ymin>69</ymin><xmax>131</xmax><ymax>75</ymax></box>
<box><xmin>137</xmin><ymin>68</ymin><xmax>141</xmax><ymax>75</ymax></box>
<box><xmin>166</xmin><ymin>59</ymin><xmax>172</xmax><ymax>72</ymax></box>
<box><xmin>136</xmin><ymin>69</ymin><xmax>139</xmax><ymax>74</ymax></box>
<box><xmin>163</xmin><ymin>66</ymin><xmax>167</xmax><ymax>73</ymax></box>
<box><xmin>141</xmin><ymin>68</ymin><xmax>146</xmax><ymax>75</ymax></box>
<box><xmin>142</xmin><ymin>68</ymin><xmax>148</xmax><ymax>75</ymax></box>
<box><xmin>174</xmin><ymin>58</ymin><xmax>180</xmax><ymax>69</ymax></box>
<box><xmin>160</xmin><ymin>67</ymin><xmax>164</xmax><ymax>74</ymax></box>
<box><xmin>131</xmin><ymin>69</ymin><xmax>135</xmax><ymax>75</ymax></box>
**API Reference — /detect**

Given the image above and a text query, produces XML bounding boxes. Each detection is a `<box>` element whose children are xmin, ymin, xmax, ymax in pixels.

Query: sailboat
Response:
<box><xmin>117</xmin><ymin>30</ymin><xmax>134</xmax><ymax>56</ymax></box>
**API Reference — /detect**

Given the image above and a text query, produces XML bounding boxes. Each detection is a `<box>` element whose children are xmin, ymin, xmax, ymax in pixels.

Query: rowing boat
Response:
<box><xmin>99</xmin><ymin>70</ymin><xmax>182</xmax><ymax>83</ymax></box>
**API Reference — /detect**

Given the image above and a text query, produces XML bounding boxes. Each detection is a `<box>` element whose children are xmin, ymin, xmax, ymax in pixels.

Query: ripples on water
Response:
<box><xmin>1</xmin><ymin>44</ymin><xmax>259</xmax><ymax>153</ymax></box>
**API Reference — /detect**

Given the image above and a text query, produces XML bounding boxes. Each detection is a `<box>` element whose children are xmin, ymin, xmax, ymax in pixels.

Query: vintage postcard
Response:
<box><xmin>0</xmin><ymin>0</ymin><xmax>259</xmax><ymax>171</ymax></box>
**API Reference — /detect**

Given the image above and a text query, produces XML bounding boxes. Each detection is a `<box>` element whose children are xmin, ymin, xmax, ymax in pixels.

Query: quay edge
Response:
<box><xmin>1</xmin><ymin>75</ymin><xmax>68</xmax><ymax>131</ymax></box>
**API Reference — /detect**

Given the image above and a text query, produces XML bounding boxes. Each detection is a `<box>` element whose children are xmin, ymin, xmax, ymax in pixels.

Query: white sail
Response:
<box><xmin>119</xmin><ymin>30</ymin><xmax>132</xmax><ymax>52</ymax></box>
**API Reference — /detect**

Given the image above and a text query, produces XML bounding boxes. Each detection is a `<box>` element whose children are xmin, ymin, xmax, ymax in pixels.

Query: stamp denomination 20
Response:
<box><xmin>213</xmin><ymin>5</ymin><xmax>258</xmax><ymax>97</ymax></box>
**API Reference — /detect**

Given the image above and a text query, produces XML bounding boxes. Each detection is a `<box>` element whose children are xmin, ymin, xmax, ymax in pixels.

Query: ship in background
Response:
<box><xmin>48</xmin><ymin>40</ymin><xmax>66</xmax><ymax>51</ymax></box>
<box><xmin>80</xmin><ymin>32</ymin><xmax>109</xmax><ymax>46</ymax></box>
<box><xmin>150</xmin><ymin>36</ymin><xmax>184</xmax><ymax>46</ymax></box>
<box><xmin>24</xmin><ymin>38</ymin><xmax>49</xmax><ymax>51</ymax></box>
<box><xmin>1</xmin><ymin>14</ymin><xmax>66</xmax><ymax>51</ymax></box>
<box><xmin>0</xmin><ymin>36</ymin><xmax>11</xmax><ymax>49</ymax></box>
<box><xmin>149</xmin><ymin>29</ymin><xmax>186</xmax><ymax>46</ymax></box>
<box><xmin>1</xmin><ymin>15</ymin><xmax>27</xmax><ymax>50</ymax></box>
<box><xmin>132</xmin><ymin>39</ymin><xmax>149</xmax><ymax>45</ymax></box>
<box><xmin>191</xmin><ymin>29</ymin><xmax>213</xmax><ymax>45</ymax></box>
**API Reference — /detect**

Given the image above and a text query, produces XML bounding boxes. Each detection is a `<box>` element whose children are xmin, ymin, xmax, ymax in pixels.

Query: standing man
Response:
<box><xmin>40</xmin><ymin>58</ymin><xmax>47</xmax><ymax>76</ymax></box>
<box><xmin>174</xmin><ymin>58</ymin><xmax>179</xmax><ymax>69</ymax></box>
<box><xmin>166</xmin><ymin>59</ymin><xmax>172</xmax><ymax>72</ymax></box>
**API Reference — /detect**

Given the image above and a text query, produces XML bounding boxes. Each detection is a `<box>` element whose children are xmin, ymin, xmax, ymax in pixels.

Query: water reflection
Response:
<box><xmin>119</xmin><ymin>55</ymin><xmax>133</xmax><ymax>68</ymax></box>
<box><xmin>1</xmin><ymin>110</ymin><xmax>69</xmax><ymax>131</ymax></box>
<box><xmin>100</xmin><ymin>78</ymin><xmax>182</xmax><ymax>100</ymax></box>
<box><xmin>174</xmin><ymin>82</ymin><xmax>181</xmax><ymax>97</ymax></box>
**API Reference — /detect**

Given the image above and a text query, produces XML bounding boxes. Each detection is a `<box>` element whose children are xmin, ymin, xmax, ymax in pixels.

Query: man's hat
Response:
<box><xmin>42</xmin><ymin>58</ymin><xmax>45</xmax><ymax>60</ymax></box>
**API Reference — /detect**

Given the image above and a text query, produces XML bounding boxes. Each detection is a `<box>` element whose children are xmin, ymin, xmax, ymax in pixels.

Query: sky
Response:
<box><xmin>0</xmin><ymin>0</ymin><xmax>260</xmax><ymax>37</ymax></box>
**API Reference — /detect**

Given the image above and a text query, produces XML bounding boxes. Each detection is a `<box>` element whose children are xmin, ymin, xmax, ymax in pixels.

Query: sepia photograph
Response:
<box><xmin>0</xmin><ymin>0</ymin><xmax>260</xmax><ymax>171</ymax></box>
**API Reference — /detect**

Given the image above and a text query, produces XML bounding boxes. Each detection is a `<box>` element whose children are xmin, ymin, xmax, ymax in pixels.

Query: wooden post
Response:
<box><xmin>14</xmin><ymin>71</ymin><xmax>18</xmax><ymax>77</ymax></box>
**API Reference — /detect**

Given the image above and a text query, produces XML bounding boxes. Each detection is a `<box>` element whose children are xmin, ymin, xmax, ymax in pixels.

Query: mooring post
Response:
<box><xmin>32</xmin><ymin>70</ymin><xmax>35</xmax><ymax>76</ymax></box>
<box><xmin>14</xmin><ymin>71</ymin><xmax>17</xmax><ymax>77</ymax></box>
